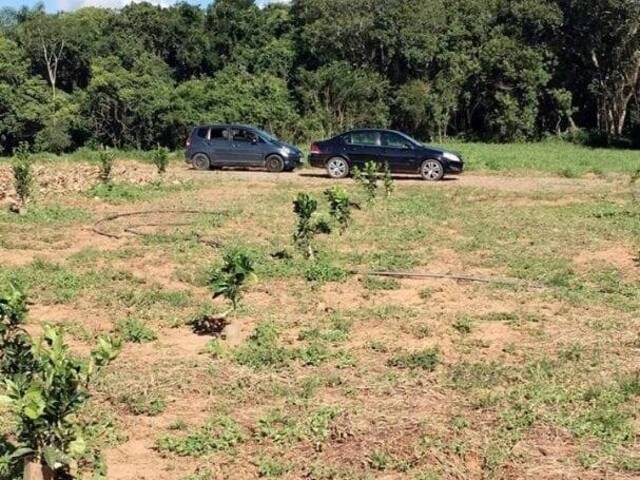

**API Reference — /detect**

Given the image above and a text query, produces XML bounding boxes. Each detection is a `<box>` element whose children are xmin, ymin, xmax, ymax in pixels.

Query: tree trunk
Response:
<box><xmin>23</xmin><ymin>460</ymin><xmax>55</xmax><ymax>480</ymax></box>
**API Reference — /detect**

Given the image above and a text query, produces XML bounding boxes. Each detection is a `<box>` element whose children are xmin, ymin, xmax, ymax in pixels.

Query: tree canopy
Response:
<box><xmin>0</xmin><ymin>0</ymin><xmax>638</xmax><ymax>153</ymax></box>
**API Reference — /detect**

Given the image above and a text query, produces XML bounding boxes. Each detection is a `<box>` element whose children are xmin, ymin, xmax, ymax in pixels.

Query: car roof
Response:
<box><xmin>193</xmin><ymin>124</ymin><xmax>259</xmax><ymax>130</ymax></box>
<box><xmin>341</xmin><ymin>128</ymin><xmax>405</xmax><ymax>136</ymax></box>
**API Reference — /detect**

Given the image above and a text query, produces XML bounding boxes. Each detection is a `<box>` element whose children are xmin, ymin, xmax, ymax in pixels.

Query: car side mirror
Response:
<box><xmin>251</xmin><ymin>137</ymin><xmax>258</xmax><ymax>145</ymax></box>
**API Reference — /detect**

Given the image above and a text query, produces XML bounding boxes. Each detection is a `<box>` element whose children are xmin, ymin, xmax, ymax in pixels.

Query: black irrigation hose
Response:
<box><xmin>348</xmin><ymin>269</ymin><xmax>545</xmax><ymax>289</ymax></box>
<box><xmin>92</xmin><ymin>209</ymin><xmax>222</xmax><ymax>246</ymax></box>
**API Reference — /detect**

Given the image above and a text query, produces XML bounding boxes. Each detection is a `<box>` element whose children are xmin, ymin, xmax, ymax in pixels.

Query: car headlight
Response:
<box><xmin>279</xmin><ymin>147</ymin><xmax>292</xmax><ymax>157</ymax></box>
<box><xmin>442</xmin><ymin>152</ymin><xmax>460</xmax><ymax>162</ymax></box>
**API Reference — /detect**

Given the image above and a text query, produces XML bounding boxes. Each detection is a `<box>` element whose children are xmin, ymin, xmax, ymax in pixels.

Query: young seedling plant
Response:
<box><xmin>0</xmin><ymin>286</ymin><xmax>121</xmax><ymax>480</ymax></box>
<box><xmin>97</xmin><ymin>147</ymin><xmax>115</xmax><ymax>184</ymax></box>
<box><xmin>151</xmin><ymin>146</ymin><xmax>170</xmax><ymax>175</ymax></box>
<box><xmin>324</xmin><ymin>186</ymin><xmax>358</xmax><ymax>233</ymax></box>
<box><xmin>210</xmin><ymin>248</ymin><xmax>257</xmax><ymax>314</ymax></box>
<box><xmin>352</xmin><ymin>161</ymin><xmax>380</xmax><ymax>204</ymax></box>
<box><xmin>11</xmin><ymin>143</ymin><xmax>33</xmax><ymax>214</ymax></box>
<box><xmin>293</xmin><ymin>193</ymin><xmax>331</xmax><ymax>260</ymax></box>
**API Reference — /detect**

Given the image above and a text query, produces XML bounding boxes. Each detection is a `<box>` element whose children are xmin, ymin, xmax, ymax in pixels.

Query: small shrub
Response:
<box><xmin>151</xmin><ymin>146</ymin><xmax>170</xmax><ymax>175</ymax></box>
<box><xmin>11</xmin><ymin>143</ymin><xmax>33</xmax><ymax>212</ymax></box>
<box><xmin>387</xmin><ymin>348</ymin><xmax>440</xmax><ymax>371</ymax></box>
<box><xmin>97</xmin><ymin>148</ymin><xmax>115</xmax><ymax>183</ymax></box>
<box><xmin>324</xmin><ymin>186</ymin><xmax>356</xmax><ymax>232</ymax></box>
<box><xmin>210</xmin><ymin>248</ymin><xmax>256</xmax><ymax>311</ymax></box>
<box><xmin>352</xmin><ymin>161</ymin><xmax>379</xmax><ymax>204</ymax></box>
<box><xmin>116</xmin><ymin>317</ymin><xmax>157</xmax><ymax>343</ymax></box>
<box><xmin>0</xmin><ymin>288</ymin><xmax>121</xmax><ymax>477</ymax></box>
<box><xmin>293</xmin><ymin>193</ymin><xmax>331</xmax><ymax>260</ymax></box>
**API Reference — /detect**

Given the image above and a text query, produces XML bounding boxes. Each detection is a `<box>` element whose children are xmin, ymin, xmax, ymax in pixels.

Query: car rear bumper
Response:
<box><xmin>308</xmin><ymin>154</ymin><xmax>329</xmax><ymax>169</ymax></box>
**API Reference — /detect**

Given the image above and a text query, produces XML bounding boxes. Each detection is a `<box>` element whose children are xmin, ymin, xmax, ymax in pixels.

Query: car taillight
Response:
<box><xmin>186</xmin><ymin>137</ymin><xmax>191</xmax><ymax>148</ymax></box>
<box><xmin>310</xmin><ymin>143</ymin><xmax>320</xmax><ymax>154</ymax></box>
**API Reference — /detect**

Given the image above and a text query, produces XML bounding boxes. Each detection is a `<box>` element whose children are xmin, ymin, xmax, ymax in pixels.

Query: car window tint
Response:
<box><xmin>210</xmin><ymin>127</ymin><xmax>227</xmax><ymax>140</ymax></box>
<box><xmin>347</xmin><ymin>132</ymin><xmax>379</xmax><ymax>146</ymax></box>
<box><xmin>196</xmin><ymin>127</ymin><xmax>209</xmax><ymax>139</ymax></box>
<box><xmin>232</xmin><ymin>128</ymin><xmax>257</xmax><ymax>143</ymax></box>
<box><xmin>381</xmin><ymin>132</ymin><xmax>411</xmax><ymax>149</ymax></box>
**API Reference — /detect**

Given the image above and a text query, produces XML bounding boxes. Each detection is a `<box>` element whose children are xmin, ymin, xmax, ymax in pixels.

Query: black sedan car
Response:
<box><xmin>185</xmin><ymin>124</ymin><xmax>303</xmax><ymax>172</ymax></box>
<box><xmin>309</xmin><ymin>129</ymin><xmax>463</xmax><ymax>181</ymax></box>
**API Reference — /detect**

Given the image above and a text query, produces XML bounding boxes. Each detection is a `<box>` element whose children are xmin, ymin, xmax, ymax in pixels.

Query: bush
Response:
<box><xmin>293</xmin><ymin>193</ymin><xmax>331</xmax><ymax>260</ymax></box>
<box><xmin>11</xmin><ymin>143</ymin><xmax>33</xmax><ymax>212</ymax></box>
<box><xmin>0</xmin><ymin>287</ymin><xmax>121</xmax><ymax>477</ymax></box>
<box><xmin>151</xmin><ymin>146</ymin><xmax>170</xmax><ymax>174</ymax></box>
<box><xmin>97</xmin><ymin>148</ymin><xmax>115</xmax><ymax>183</ymax></box>
<box><xmin>210</xmin><ymin>248</ymin><xmax>256</xmax><ymax>311</ymax></box>
<box><xmin>352</xmin><ymin>161</ymin><xmax>379</xmax><ymax>204</ymax></box>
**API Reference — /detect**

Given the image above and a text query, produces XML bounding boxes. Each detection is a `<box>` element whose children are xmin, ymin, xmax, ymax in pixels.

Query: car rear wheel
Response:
<box><xmin>192</xmin><ymin>153</ymin><xmax>210</xmax><ymax>170</ymax></box>
<box><xmin>420</xmin><ymin>159</ymin><xmax>444</xmax><ymax>181</ymax></box>
<box><xmin>326</xmin><ymin>157</ymin><xmax>349</xmax><ymax>179</ymax></box>
<box><xmin>266</xmin><ymin>155</ymin><xmax>285</xmax><ymax>173</ymax></box>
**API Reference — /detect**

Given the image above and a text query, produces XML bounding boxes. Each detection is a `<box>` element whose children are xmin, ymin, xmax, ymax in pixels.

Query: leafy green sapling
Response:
<box><xmin>352</xmin><ymin>161</ymin><xmax>379</xmax><ymax>204</ymax></box>
<box><xmin>97</xmin><ymin>148</ymin><xmax>115</xmax><ymax>184</ymax></box>
<box><xmin>11</xmin><ymin>143</ymin><xmax>33</xmax><ymax>214</ymax></box>
<box><xmin>293</xmin><ymin>193</ymin><xmax>331</xmax><ymax>260</ymax></box>
<box><xmin>151</xmin><ymin>146</ymin><xmax>170</xmax><ymax>175</ymax></box>
<box><xmin>210</xmin><ymin>249</ymin><xmax>257</xmax><ymax>313</ymax></box>
<box><xmin>324</xmin><ymin>186</ymin><xmax>358</xmax><ymax>233</ymax></box>
<box><xmin>0</xmin><ymin>287</ymin><xmax>121</xmax><ymax>479</ymax></box>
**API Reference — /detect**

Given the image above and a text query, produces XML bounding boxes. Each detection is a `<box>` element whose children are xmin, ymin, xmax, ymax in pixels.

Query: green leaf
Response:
<box><xmin>21</xmin><ymin>387</ymin><xmax>45</xmax><ymax>420</ymax></box>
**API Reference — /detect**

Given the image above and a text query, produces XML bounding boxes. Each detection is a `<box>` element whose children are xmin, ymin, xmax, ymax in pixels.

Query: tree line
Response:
<box><xmin>0</xmin><ymin>0</ymin><xmax>639</xmax><ymax>154</ymax></box>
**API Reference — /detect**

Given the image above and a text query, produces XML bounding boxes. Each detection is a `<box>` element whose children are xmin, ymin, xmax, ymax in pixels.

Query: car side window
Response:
<box><xmin>210</xmin><ymin>127</ymin><xmax>227</xmax><ymax>141</ymax></box>
<box><xmin>232</xmin><ymin>128</ymin><xmax>258</xmax><ymax>143</ymax></box>
<box><xmin>196</xmin><ymin>127</ymin><xmax>209</xmax><ymax>139</ymax></box>
<box><xmin>346</xmin><ymin>132</ymin><xmax>379</xmax><ymax>146</ymax></box>
<box><xmin>381</xmin><ymin>132</ymin><xmax>411</xmax><ymax>149</ymax></box>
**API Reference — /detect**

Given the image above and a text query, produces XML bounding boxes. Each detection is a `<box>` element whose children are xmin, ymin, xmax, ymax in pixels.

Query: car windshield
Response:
<box><xmin>254</xmin><ymin>128</ymin><xmax>278</xmax><ymax>142</ymax></box>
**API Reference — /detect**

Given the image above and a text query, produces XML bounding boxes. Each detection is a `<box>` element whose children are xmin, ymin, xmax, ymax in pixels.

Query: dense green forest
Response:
<box><xmin>0</xmin><ymin>0</ymin><xmax>639</xmax><ymax>154</ymax></box>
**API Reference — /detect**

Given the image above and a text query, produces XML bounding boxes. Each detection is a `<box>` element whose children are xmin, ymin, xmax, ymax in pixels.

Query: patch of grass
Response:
<box><xmin>441</xmin><ymin>140</ymin><xmax>640</xmax><ymax>176</ymax></box>
<box><xmin>0</xmin><ymin>258</ymin><xmax>83</xmax><ymax>304</ymax></box>
<box><xmin>156</xmin><ymin>416</ymin><xmax>245</xmax><ymax>457</ymax></box>
<box><xmin>87</xmin><ymin>180</ymin><xmax>192</xmax><ymax>203</ymax></box>
<box><xmin>452</xmin><ymin>316</ymin><xmax>474</xmax><ymax>334</ymax></box>
<box><xmin>387</xmin><ymin>348</ymin><xmax>440</xmax><ymax>371</ymax></box>
<box><xmin>0</xmin><ymin>204</ymin><xmax>91</xmax><ymax>225</ymax></box>
<box><xmin>360</xmin><ymin>275</ymin><xmax>400</xmax><ymax>291</ymax></box>
<box><xmin>298</xmin><ymin>315</ymin><xmax>351</xmax><ymax>344</ymax></box>
<box><xmin>116</xmin><ymin>317</ymin><xmax>158</xmax><ymax>343</ymax></box>
<box><xmin>257</xmin><ymin>456</ymin><xmax>290</xmax><ymax>478</ymax></box>
<box><xmin>304</xmin><ymin>258</ymin><xmax>348</xmax><ymax>283</ymax></box>
<box><xmin>234</xmin><ymin>322</ymin><xmax>292</xmax><ymax>370</ymax></box>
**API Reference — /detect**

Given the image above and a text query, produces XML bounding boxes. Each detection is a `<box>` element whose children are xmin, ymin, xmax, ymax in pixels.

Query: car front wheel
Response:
<box><xmin>420</xmin><ymin>159</ymin><xmax>444</xmax><ymax>181</ymax></box>
<box><xmin>266</xmin><ymin>155</ymin><xmax>285</xmax><ymax>173</ymax></box>
<box><xmin>192</xmin><ymin>153</ymin><xmax>210</xmax><ymax>170</ymax></box>
<box><xmin>326</xmin><ymin>157</ymin><xmax>349</xmax><ymax>179</ymax></box>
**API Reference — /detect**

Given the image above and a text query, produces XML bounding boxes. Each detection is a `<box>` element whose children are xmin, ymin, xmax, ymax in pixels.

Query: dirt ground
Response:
<box><xmin>0</xmin><ymin>160</ymin><xmax>638</xmax><ymax>480</ymax></box>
